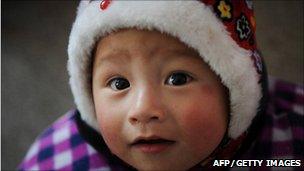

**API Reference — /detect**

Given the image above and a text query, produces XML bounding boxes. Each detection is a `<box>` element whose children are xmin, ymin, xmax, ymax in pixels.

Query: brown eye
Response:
<box><xmin>165</xmin><ymin>72</ymin><xmax>193</xmax><ymax>86</ymax></box>
<box><xmin>108</xmin><ymin>77</ymin><xmax>130</xmax><ymax>91</ymax></box>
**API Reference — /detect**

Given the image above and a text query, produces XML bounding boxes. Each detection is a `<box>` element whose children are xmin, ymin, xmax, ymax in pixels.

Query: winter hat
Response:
<box><xmin>68</xmin><ymin>0</ymin><xmax>265</xmax><ymax>141</ymax></box>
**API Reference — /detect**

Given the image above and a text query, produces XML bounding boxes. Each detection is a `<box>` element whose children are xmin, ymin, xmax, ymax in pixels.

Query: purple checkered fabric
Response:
<box><xmin>18</xmin><ymin>77</ymin><xmax>303</xmax><ymax>170</ymax></box>
<box><xmin>233</xmin><ymin>77</ymin><xmax>304</xmax><ymax>171</ymax></box>
<box><xmin>18</xmin><ymin>111</ymin><xmax>117</xmax><ymax>171</ymax></box>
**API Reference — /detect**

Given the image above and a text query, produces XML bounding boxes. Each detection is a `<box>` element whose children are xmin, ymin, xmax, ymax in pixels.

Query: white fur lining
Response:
<box><xmin>68</xmin><ymin>1</ymin><xmax>262</xmax><ymax>139</ymax></box>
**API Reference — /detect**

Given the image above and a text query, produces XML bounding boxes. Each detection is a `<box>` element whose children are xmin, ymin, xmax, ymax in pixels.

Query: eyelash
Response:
<box><xmin>106</xmin><ymin>71</ymin><xmax>194</xmax><ymax>91</ymax></box>
<box><xmin>165</xmin><ymin>71</ymin><xmax>193</xmax><ymax>86</ymax></box>
<box><xmin>106</xmin><ymin>76</ymin><xmax>130</xmax><ymax>91</ymax></box>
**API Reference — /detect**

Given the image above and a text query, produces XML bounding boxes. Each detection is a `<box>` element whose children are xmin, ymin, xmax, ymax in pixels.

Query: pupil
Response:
<box><xmin>115</xmin><ymin>79</ymin><xmax>129</xmax><ymax>90</ymax></box>
<box><xmin>171</xmin><ymin>73</ymin><xmax>187</xmax><ymax>85</ymax></box>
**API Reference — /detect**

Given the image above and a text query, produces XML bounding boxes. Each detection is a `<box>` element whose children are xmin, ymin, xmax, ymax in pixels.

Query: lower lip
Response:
<box><xmin>133</xmin><ymin>142</ymin><xmax>175</xmax><ymax>153</ymax></box>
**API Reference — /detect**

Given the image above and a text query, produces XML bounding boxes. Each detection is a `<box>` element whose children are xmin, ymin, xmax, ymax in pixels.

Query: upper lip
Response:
<box><xmin>130</xmin><ymin>135</ymin><xmax>175</xmax><ymax>146</ymax></box>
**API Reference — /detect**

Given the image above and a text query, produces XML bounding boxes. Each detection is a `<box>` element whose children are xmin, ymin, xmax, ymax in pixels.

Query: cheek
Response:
<box><xmin>94</xmin><ymin>97</ymin><xmax>124</xmax><ymax>154</ymax></box>
<box><xmin>176</xmin><ymin>85</ymin><xmax>228</xmax><ymax>156</ymax></box>
<box><xmin>180</xmin><ymin>104</ymin><xmax>226</xmax><ymax>141</ymax></box>
<box><xmin>97</xmin><ymin>113</ymin><xmax>120</xmax><ymax>145</ymax></box>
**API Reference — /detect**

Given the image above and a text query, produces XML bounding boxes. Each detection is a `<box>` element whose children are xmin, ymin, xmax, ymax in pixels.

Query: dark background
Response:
<box><xmin>2</xmin><ymin>1</ymin><xmax>303</xmax><ymax>170</ymax></box>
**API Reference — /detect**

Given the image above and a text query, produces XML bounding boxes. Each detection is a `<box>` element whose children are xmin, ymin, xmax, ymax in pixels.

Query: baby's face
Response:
<box><xmin>92</xmin><ymin>29</ymin><xmax>228</xmax><ymax>170</ymax></box>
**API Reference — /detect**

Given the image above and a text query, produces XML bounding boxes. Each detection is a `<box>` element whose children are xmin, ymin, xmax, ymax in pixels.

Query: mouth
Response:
<box><xmin>130</xmin><ymin>136</ymin><xmax>176</xmax><ymax>153</ymax></box>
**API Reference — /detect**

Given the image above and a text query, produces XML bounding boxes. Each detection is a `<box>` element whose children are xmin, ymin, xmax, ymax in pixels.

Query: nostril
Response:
<box><xmin>130</xmin><ymin>117</ymin><xmax>138</xmax><ymax>123</ymax></box>
<box><xmin>129</xmin><ymin>115</ymin><xmax>161</xmax><ymax>124</ymax></box>
<box><xmin>151</xmin><ymin>116</ymin><xmax>159</xmax><ymax>120</ymax></box>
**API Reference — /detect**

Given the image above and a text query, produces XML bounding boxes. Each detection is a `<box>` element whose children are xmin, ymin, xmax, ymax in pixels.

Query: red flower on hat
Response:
<box><xmin>100</xmin><ymin>0</ymin><xmax>111</xmax><ymax>10</ymax></box>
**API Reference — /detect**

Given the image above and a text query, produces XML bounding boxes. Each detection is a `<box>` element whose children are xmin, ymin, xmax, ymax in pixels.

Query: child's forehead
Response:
<box><xmin>96</xmin><ymin>29</ymin><xmax>195</xmax><ymax>53</ymax></box>
<box><xmin>93</xmin><ymin>43</ymin><xmax>203</xmax><ymax>68</ymax></box>
<box><xmin>93</xmin><ymin>29</ymin><xmax>202</xmax><ymax>65</ymax></box>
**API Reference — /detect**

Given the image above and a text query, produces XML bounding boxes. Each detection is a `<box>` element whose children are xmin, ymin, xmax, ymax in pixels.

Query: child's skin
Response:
<box><xmin>92</xmin><ymin>28</ymin><xmax>229</xmax><ymax>170</ymax></box>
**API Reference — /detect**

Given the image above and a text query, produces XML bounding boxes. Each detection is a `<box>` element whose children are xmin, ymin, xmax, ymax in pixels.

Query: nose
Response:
<box><xmin>128</xmin><ymin>87</ymin><xmax>166</xmax><ymax>125</ymax></box>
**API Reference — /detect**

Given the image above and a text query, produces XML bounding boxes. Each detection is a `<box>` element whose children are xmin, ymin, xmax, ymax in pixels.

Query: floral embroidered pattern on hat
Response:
<box><xmin>236</xmin><ymin>13</ymin><xmax>252</xmax><ymax>40</ymax></box>
<box><xmin>215</xmin><ymin>0</ymin><xmax>233</xmax><ymax>21</ymax></box>
<box><xmin>252</xmin><ymin>50</ymin><xmax>263</xmax><ymax>74</ymax></box>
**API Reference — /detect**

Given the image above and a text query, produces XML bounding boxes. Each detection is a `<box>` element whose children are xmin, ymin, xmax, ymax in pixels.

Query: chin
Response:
<box><xmin>134</xmin><ymin>164</ymin><xmax>182</xmax><ymax>171</ymax></box>
<box><xmin>130</xmin><ymin>160</ymin><xmax>196</xmax><ymax>171</ymax></box>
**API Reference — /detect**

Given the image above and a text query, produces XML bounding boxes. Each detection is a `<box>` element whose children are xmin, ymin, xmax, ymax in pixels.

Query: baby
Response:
<box><xmin>92</xmin><ymin>28</ymin><xmax>229</xmax><ymax>170</ymax></box>
<box><xmin>19</xmin><ymin>0</ymin><xmax>303</xmax><ymax>170</ymax></box>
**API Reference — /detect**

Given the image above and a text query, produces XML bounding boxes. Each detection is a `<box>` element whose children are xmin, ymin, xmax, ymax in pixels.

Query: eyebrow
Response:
<box><xmin>94</xmin><ymin>47</ymin><xmax>202</xmax><ymax>68</ymax></box>
<box><xmin>94</xmin><ymin>49</ymin><xmax>131</xmax><ymax>68</ymax></box>
<box><xmin>159</xmin><ymin>48</ymin><xmax>203</xmax><ymax>64</ymax></box>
